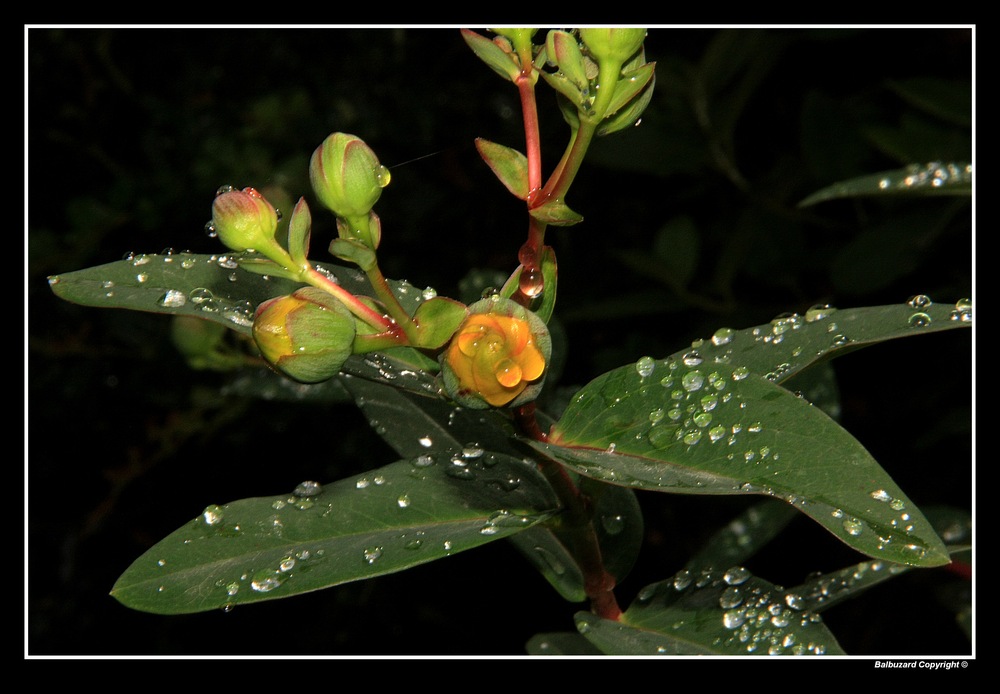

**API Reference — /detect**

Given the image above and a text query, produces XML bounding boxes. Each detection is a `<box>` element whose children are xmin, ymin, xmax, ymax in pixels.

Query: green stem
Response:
<box><xmin>363</xmin><ymin>262</ymin><xmax>421</xmax><ymax>344</ymax></box>
<box><xmin>534</xmin><ymin>451</ymin><xmax>622</xmax><ymax>620</ymax></box>
<box><xmin>538</xmin><ymin>59</ymin><xmax>622</xmax><ymax>205</ymax></box>
<box><xmin>303</xmin><ymin>266</ymin><xmax>395</xmax><ymax>334</ymax></box>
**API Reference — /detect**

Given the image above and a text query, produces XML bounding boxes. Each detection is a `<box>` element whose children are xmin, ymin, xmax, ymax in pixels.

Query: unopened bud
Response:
<box><xmin>252</xmin><ymin>287</ymin><xmax>356</xmax><ymax>383</ymax></box>
<box><xmin>211</xmin><ymin>187</ymin><xmax>279</xmax><ymax>253</ymax></box>
<box><xmin>309</xmin><ymin>133</ymin><xmax>389</xmax><ymax>220</ymax></box>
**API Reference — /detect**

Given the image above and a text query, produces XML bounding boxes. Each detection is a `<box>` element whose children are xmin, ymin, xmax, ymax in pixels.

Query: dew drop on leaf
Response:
<box><xmin>157</xmin><ymin>290</ymin><xmax>187</xmax><ymax>308</ymax></box>
<box><xmin>711</xmin><ymin>327</ymin><xmax>734</xmax><ymax>346</ymax></box>
<box><xmin>294</xmin><ymin>480</ymin><xmax>322</xmax><ymax>497</ymax></box>
<box><xmin>202</xmin><ymin>505</ymin><xmax>224</xmax><ymax>525</ymax></box>
<box><xmin>635</xmin><ymin>356</ymin><xmax>655</xmax><ymax>378</ymax></box>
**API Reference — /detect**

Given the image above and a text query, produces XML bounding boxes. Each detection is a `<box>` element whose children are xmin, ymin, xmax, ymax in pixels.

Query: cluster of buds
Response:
<box><xmin>210</xmin><ymin>131</ymin><xmax>551</xmax><ymax>406</ymax></box>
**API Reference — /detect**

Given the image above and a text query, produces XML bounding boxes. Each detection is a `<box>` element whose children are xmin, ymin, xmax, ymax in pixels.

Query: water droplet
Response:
<box><xmin>635</xmin><ymin>356</ymin><xmax>656</xmax><ymax>378</ymax></box>
<box><xmin>279</xmin><ymin>557</ymin><xmax>296</xmax><ymax>572</ymax></box>
<box><xmin>673</xmin><ymin>570</ymin><xmax>693</xmax><ymax>591</ymax></box>
<box><xmin>830</xmin><ymin>333</ymin><xmax>849</xmax><ymax>347</ymax></box>
<box><xmin>648</xmin><ymin>407</ymin><xmax>666</xmax><ymax>424</ymax></box>
<box><xmin>709</xmin><ymin>425</ymin><xmax>726</xmax><ymax>442</ymax></box>
<box><xmin>870</xmin><ymin>489</ymin><xmax>892</xmax><ymax>502</ymax></box>
<box><xmin>693</xmin><ymin>412</ymin><xmax>712</xmax><ymax>428</ymax></box>
<box><xmin>461</xmin><ymin>443</ymin><xmax>484</xmax><ymax>459</ymax></box>
<box><xmin>518</xmin><ymin>267</ymin><xmax>544</xmax><ymax>298</ymax></box>
<box><xmin>156</xmin><ymin>290</ymin><xmax>187</xmax><ymax>308</ymax></box>
<box><xmin>890</xmin><ymin>498</ymin><xmax>905</xmax><ymax>511</ymax></box>
<box><xmin>136</xmin><ymin>273</ymin><xmax>149</xmax><ymax>283</ymax></box>
<box><xmin>682</xmin><ymin>351</ymin><xmax>703</xmax><ymax>367</ymax></box>
<box><xmin>250</xmin><ymin>569</ymin><xmax>285</xmax><ymax>592</ymax></box>
<box><xmin>732</xmin><ymin>366</ymin><xmax>750</xmax><ymax>381</ymax></box>
<box><xmin>723</xmin><ymin>609</ymin><xmax>745</xmax><ymax>629</ymax></box>
<box><xmin>216</xmin><ymin>184</ymin><xmax>235</xmax><ymax>196</ymax></box>
<box><xmin>225</xmin><ymin>581</ymin><xmax>240</xmax><ymax>597</ymax></box>
<box><xmin>363</xmin><ymin>546</ymin><xmax>383</xmax><ymax>564</ymax></box>
<box><xmin>908</xmin><ymin>312</ymin><xmax>932</xmax><ymax>327</ymax></box>
<box><xmin>683</xmin><ymin>429</ymin><xmax>702</xmax><ymax>445</ymax></box>
<box><xmin>907</xmin><ymin>294</ymin><xmax>932</xmax><ymax>309</ymax></box>
<box><xmin>294</xmin><ymin>480</ymin><xmax>322</xmax><ymax>497</ymax></box>
<box><xmin>711</xmin><ymin>328</ymin><xmax>734</xmax><ymax>346</ymax></box>
<box><xmin>202</xmin><ymin>505</ymin><xmax>224</xmax><ymax>525</ymax></box>
<box><xmin>843</xmin><ymin>518</ymin><xmax>863</xmax><ymax>536</ymax></box>
<box><xmin>376</xmin><ymin>165</ymin><xmax>391</xmax><ymax>188</ymax></box>
<box><xmin>720</xmin><ymin>586</ymin><xmax>744</xmax><ymax>609</ymax></box>
<box><xmin>724</xmin><ymin>566</ymin><xmax>751</xmax><ymax>585</ymax></box>
<box><xmin>682</xmin><ymin>370</ymin><xmax>704</xmax><ymax>392</ymax></box>
<box><xmin>413</xmin><ymin>454</ymin><xmax>434</xmax><ymax>467</ymax></box>
<box><xmin>356</xmin><ymin>477</ymin><xmax>371</xmax><ymax>489</ymax></box>
<box><xmin>601</xmin><ymin>514</ymin><xmax>625</xmax><ymax>535</ymax></box>
<box><xmin>189</xmin><ymin>287</ymin><xmax>214</xmax><ymax>304</ymax></box>
<box><xmin>397</xmin><ymin>494</ymin><xmax>411</xmax><ymax>508</ymax></box>
<box><xmin>805</xmin><ymin>304</ymin><xmax>836</xmax><ymax>322</ymax></box>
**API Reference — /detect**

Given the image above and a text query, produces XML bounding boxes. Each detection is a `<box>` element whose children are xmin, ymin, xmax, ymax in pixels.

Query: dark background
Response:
<box><xmin>27</xmin><ymin>27</ymin><xmax>972</xmax><ymax>656</ymax></box>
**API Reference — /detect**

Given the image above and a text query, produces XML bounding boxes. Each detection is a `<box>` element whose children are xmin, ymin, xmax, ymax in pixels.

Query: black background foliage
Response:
<box><xmin>27</xmin><ymin>27</ymin><xmax>972</xmax><ymax>656</ymax></box>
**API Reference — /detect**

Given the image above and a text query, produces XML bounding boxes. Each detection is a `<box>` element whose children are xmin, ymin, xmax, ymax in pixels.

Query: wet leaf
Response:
<box><xmin>799</xmin><ymin>162</ymin><xmax>971</xmax><ymax>207</ymax></box>
<box><xmin>111</xmin><ymin>452</ymin><xmax>559</xmax><ymax>615</ymax></box>
<box><xmin>531</xmin><ymin>301</ymin><xmax>971</xmax><ymax>567</ymax></box>
<box><xmin>48</xmin><ymin>254</ymin><xmax>442</xmax><ymax>393</ymax></box>
<box><xmin>525</xmin><ymin>632</ymin><xmax>603</xmax><ymax>655</ymax></box>
<box><xmin>685</xmin><ymin>500</ymin><xmax>798</xmax><ymax>572</ymax></box>
<box><xmin>580</xmin><ymin>570</ymin><xmax>846</xmax><ymax>655</ymax></box>
<box><xmin>886</xmin><ymin>77</ymin><xmax>971</xmax><ymax>127</ymax></box>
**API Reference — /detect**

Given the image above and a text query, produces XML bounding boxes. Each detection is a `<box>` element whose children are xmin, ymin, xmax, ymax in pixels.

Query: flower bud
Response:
<box><xmin>441</xmin><ymin>297</ymin><xmax>550</xmax><ymax>409</ymax></box>
<box><xmin>309</xmin><ymin>132</ymin><xmax>389</xmax><ymax>219</ymax></box>
<box><xmin>252</xmin><ymin>287</ymin><xmax>356</xmax><ymax>383</ymax></box>
<box><xmin>211</xmin><ymin>187</ymin><xmax>279</xmax><ymax>253</ymax></box>
<box><xmin>578</xmin><ymin>28</ymin><xmax>646</xmax><ymax>65</ymax></box>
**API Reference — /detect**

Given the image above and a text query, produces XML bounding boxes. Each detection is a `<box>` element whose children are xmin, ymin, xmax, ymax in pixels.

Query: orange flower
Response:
<box><xmin>442</xmin><ymin>298</ymin><xmax>550</xmax><ymax>408</ymax></box>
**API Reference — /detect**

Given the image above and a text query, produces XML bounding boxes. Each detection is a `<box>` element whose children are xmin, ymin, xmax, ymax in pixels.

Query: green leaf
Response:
<box><xmin>529</xmin><ymin>199</ymin><xmax>584</xmax><ymax>226</ymax></box>
<box><xmin>411</xmin><ymin>296</ymin><xmax>468</xmax><ymax>349</ymax></box>
<box><xmin>585</xmin><ymin>569</ymin><xmax>846</xmax><ymax>655</ymax></box>
<box><xmin>286</xmin><ymin>197</ymin><xmax>312</xmax><ymax>268</ymax></box>
<box><xmin>887</xmin><ymin>77</ymin><xmax>972</xmax><ymax>127</ymax></box>
<box><xmin>525</xmin><ymin>632</ymin><xmax>603</xmax><ymax>655</ymax></box>
<box><xmin>461</xmin><ymin>28</ymin><xmax>520</xmax><ymax>82</ymax></box>
<box><xmin>48</xmin><ymin>253</ymin><xmax>444</xmax><ymax>393</ymax></box>
<box><xmin>597</xmin><ymin>67</ymin><xmax>656</xmax><ymax>136</ymax></box>
<box><xmin>339</xmin><ymin>374</ymin><xmax>523</xmax><ymax>460</ymax></box>
<box><xmin>799</xmin><ymin>162</ymin><xmax>972</xmax><ymax>207</ymax></box>
<box><xmin>784</xmin><ymin>506</ymin><xmax>970</xmax><ymax>615</ymax></box>
<box><xmin>475</xmin><ymin>138</ymin><xmax>530</xmax><ymax>200</ymax></box>
<box><xmin>329</xmin><ymin>237</ymin><xmax>376</xmax><ymax>271</ymax></box>
<box><xmin>685</xmin><ymin>500</ymin><xmax>798</xmax><ymax>572</ymax></box>
<box><xmin>111</xmin><ymin>452</ymin><xmax>560</xmax><ymax>615</ymax></box>
<box><xmin>539</xmin><ymin>70</ymin><xmax>588</xmax><ymax>110</ymax></box>
<box><xmin>530</xmin><ymin>301</ymin><xmax>971</xmax><ymax>567</ymax></box>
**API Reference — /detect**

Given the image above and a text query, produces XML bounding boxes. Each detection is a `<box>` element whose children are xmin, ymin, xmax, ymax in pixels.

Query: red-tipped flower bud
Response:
<box><xmin>309</xmin><ymin>133</ymin><xmax>390</xmax><ymax>220</ymax></box>
<box><xmin>211</xmin><ymin>187</ymin><xmax>279</xmax><ymax>253</ymax></box>
<box><xmin>252</xmin><ymin>287</ymin><xmax>356</xmax><ymax>383</ymax></box>
<box><xmin>441</xmin><ymin>296</ymin><xmax>550</xmax><ymax>409</ymax></box>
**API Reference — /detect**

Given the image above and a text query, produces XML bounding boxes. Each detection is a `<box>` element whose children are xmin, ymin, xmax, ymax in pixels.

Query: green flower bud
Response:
<box><xmin>578</xmin><ymin>28</ymin><xmax>646</xmax><ymax>65</ymax></box>
<box><xmin>211</xmin><ymin>187</ymin><xmax>279</xmax><ymax>253</ymax></box>
<box><xmin>309</xmin><ymin>132</ymin><xmax>390</xmax><ymax>219</ymax></box>
<box><xmin>252</xmin><ymin>287</ymin><xmax>356</xmax><ymax>383</ymax></box>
